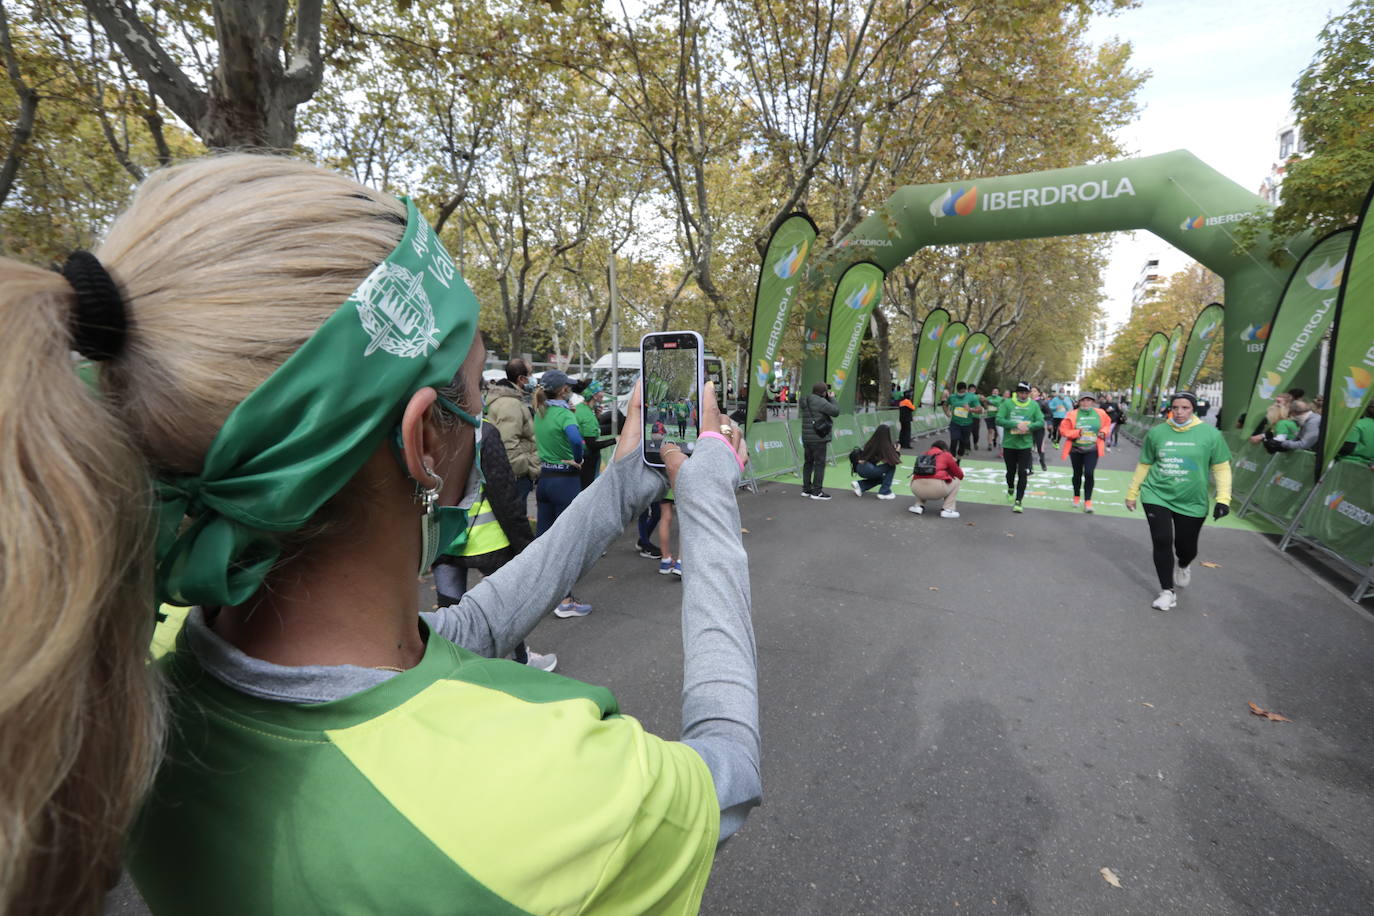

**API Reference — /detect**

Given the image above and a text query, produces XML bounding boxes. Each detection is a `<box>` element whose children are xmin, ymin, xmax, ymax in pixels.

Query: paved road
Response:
<box><xmin>108</xmin><ymin>432</ymin><xmax>1374</xmax><ymax>914</ymax></box>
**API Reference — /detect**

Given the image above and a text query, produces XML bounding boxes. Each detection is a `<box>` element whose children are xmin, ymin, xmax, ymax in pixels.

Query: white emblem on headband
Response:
<box><xmin>352</xmin><ymin>262</ymin><xmax>441</xmax><ymax>359</ymax></box>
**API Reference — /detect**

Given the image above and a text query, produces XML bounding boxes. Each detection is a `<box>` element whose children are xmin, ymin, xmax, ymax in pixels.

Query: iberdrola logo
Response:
<box><xmin>929</xmin><ymin>186</ymin><xmax>978</xmax><ymax>218</ymax></box>
<box><xmin>844</xmin><ymin>281</ymin><xmax>878</xmax><ymax>310</ymax></box>
<box><xmin>1256</xmin><ymin>371</ymin><xmax>1282</xmax><ymax>400</ymax></box>
<box><xmin>927</xmin><ymin>323</ymin><xmax>944</xmax><ymax>342</ymax></box>
<box><xmin>1305</xmin><ymin>255</ymin><xmax>1346</xmax><ymax>290</ymax></box>
<box><xmin>832</xmin><ymin>369</ymin><xmax>848</xmax><ymax>391</ymax></box>
<box><xmin>918</xmin><ymin>367</ymin><xmax>929</xmax><ymax>383</ymax></box>
<box><xmin>1179</xmin><ymin>215</ymin><xmax>1206</xmax><ymax>231</ymax></box>
<box><xmin>1325</xmin><ymin>490</ymin><xmax>1346</xmax><ymax>510</ymax></box>
<box><xmin>1239</xmin><ymin>322</ymin><xmax>1271</xmax><ymax>341</ymax></box>
<box><xmin>755</xmin><ymin>358</ymin><xmax>772</xmax><ymax>387</ymax></box>
<box><xmin>1343</xmin><ymin>366</ymin><xmax>1372</xmax><ymax>409</ymax></box>
<box><xmin>1150</xmin><ymin>341</ymin><xmax>1165</xmax><ymax>359</ymax></box>
<box><xmin>772</xmin><ymin>241</ymin><xmax>809</xmax><ymax>279</ymax></box>
<box><xmin>946</xmin><ymin>332</ymin><xmax>965</xmax><ymax>350</ymax></box>
<box><xmin>805</xmin><ymin>327</ymin><xmax>820</xmax><ymax>342</ymax></box>
<box><xmin>1197</xmin><ymin>319</ymin><xmax>1218</xmax><ymax>340</ymax></box>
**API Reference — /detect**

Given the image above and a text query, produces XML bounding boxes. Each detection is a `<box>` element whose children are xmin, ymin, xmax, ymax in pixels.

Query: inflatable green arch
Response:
<box><xmin>799</xmin><ymin>150</ymin><xmax>1302</xmax><ymax>418</ymax></box>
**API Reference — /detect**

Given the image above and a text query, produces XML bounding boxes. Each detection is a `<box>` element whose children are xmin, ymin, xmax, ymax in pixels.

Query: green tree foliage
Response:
<box><xmin>1243</xmin><ymin>0</ymin><xmax>1374</xmax><ymax>247</ymax></box>
<box><xmin>1088</xmin><ymin>262</ymin><xmax>1223</xmax><ymax>391</ymax></box>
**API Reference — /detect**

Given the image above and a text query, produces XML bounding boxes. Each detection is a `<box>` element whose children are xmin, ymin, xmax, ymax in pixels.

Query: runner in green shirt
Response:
<box><xmin>983</xmin><ymin>387</ymin><xmax>1004</xmax><ymax>451</ymax></box>
<box><xmin>1126</xmin><ymin>391</ymin><xmax>1233</xmax><ymax>611</ymax></box>
<box><xmin>996</xmin><ymin>382</ymin><xmax>1044</xmax><ymax>512</ymax></box>
<box><xmin>944</xmin><ymin>381</ymin><xmax>983</xmax><ymax>458</ymax></box>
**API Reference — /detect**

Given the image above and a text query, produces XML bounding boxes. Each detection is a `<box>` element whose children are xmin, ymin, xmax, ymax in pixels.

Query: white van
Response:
<box><xmin>588</xmin><ymin>348</ymin><xmax>724</xmax><ymax>423</ymax></box>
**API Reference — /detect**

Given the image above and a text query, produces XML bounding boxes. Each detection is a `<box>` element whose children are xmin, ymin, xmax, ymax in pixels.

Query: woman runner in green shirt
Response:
<box><xmin>1125</xmin><ymin>392</ymin><xmax>1233</xmax><ymax>611</ymax></box>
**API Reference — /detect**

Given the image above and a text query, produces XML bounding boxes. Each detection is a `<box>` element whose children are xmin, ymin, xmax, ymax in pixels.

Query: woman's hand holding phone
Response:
<box><xmin>661</xmin><ymin>382</ymin><xmax>744</xmax><ymax>489</ymax></box>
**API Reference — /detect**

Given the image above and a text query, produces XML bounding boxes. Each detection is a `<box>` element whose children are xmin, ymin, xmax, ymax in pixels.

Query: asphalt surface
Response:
<box><xmin>107</xmin><ymin>431</ymin><xmax>1374</xmax><ymax>915</ymax></box>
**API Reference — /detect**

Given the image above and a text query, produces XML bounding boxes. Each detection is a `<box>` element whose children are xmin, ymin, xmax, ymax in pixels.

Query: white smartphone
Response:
<box><xmin>641</xmin><ymin>330</ymin><xmax>705</xmax><ymax>468</ymax></box>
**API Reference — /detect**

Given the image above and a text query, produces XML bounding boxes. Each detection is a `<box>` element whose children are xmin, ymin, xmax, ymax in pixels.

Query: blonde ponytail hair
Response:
<box><xmin>0</xmin><ymin>153</ymin><xmax>406</xmax><ymax>914</ymax></box>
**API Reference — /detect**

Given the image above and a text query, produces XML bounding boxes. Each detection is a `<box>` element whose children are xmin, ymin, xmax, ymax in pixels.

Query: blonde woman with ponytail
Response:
<box><xmin>1</xmin><ymin>154</ymin><xmax>760</xmax><ymax>915</ymax></box>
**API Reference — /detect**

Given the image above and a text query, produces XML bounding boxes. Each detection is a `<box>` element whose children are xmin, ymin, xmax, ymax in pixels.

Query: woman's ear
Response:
<box><xmin>400</xmin><ymin>387</ymin><xmax>441</xmax><ymax>487</ymax></box>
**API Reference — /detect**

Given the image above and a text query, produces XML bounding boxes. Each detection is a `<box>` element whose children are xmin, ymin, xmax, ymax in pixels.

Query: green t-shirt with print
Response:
<box><xmin>1066</xmin><ymin>408</ymin><xmax>1102</xmax><ymax>451</ymax></box>
<box><xmin>1140</xmin><ymin>420</ymin><xmax>1231</xmax><ymax>517</ymax></box>
<box><xmin>996</xmin><ymin>395</ymin><xmax>1043</xmax><ymax>449</ymax></box>
<box><xmin>984</xmin><ymin>394</ymin><xmax>1003</xmax><ymax>418</ymax></box>
<box><xmin>947</xmin><ymin>392</ymin><xmax>981</xmax><ymax>426</ymax></box>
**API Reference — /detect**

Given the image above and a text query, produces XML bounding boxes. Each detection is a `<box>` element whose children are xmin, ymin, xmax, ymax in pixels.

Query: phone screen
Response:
<box><xmin>641</xmin><ymin>331</ymin><xmax>704</xmax><ymax>468</ymax></box>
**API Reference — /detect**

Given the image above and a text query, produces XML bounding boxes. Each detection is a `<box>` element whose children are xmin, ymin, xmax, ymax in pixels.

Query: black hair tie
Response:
<box><xmin>62</xmin><ymin>250</ymin><xmax>128</xmax><ymax>362</ymax></box>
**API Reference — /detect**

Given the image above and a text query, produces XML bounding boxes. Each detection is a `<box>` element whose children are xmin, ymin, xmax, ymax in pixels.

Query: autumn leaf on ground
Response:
<box><xmin>1248</xmin><ymin>702</ymin><xmax>1292</xmax><ymax>722</ymax></box>
<box><xmin>1100</xmin><ymin>867</ymin><xmax>1122</xmax><ymax>888</ymax></box>
<box><xmin>928</xmin><ymin>586</ymin><xmax>940</xmax><ymax>591</ymax></box>
<box><xmin>1141</xmin><ymin>702</ymin><xmax>1154</xmax><ymax>708</ymax></box>
<box><xmin>966</xmin><ymin>522</ymin><xmax>976</xmax><ymax>526</ymax></box>
<box><xmin>740</xmin><ymin>528</ymin><xmax>750</xmax><ymax>534</ymax></box>
<box><xmin>1200</xmin><ymin>561</ymin><xmax>1220</xmax><ymax>568</ymax></box>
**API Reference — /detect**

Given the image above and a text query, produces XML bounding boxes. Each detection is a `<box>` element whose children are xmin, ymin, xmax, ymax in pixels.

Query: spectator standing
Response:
<box><xmin>1103</xmin><ymin>397</ymin><xmax>1124</xmax><ymax>448</ymax></box>
<box><xmin>431</xmin><ymin>418</ymin><xmax>556</xmax><ymax>672</ymax></box>
<box><xmin>1126</xmin><ymin>392</ymin><xmax>1232</xmax><ymax>611</ymax></box>
<box><xmin>800</xmin><ymin>382</ymin><xmax>840</xmax><ymax>499</ymax></box>
<box><xmin>1263</xmin><ymin>398</ymin><xmax>1320</xmax><ymax>453</ymax></box>
<box><xmin>486</xmin><ymin>357</ymin><xmax>540</xmax><ymax>508</ymax></box>
<box><xmin>898</xmin><ymin>391</ymin><xmax>916</xmax><ymax>449</ymax></box>
<box><xmin>1338</xmin><ymin>403</ymin><xmax>1374</xmax><ymax>468</ymax></box>
<box><xmin>571</xmin><ymin>379</ymin><xmax>612</xmax><ymax>489</ymax></box>
<box><xmin>1059</xmin><ymin>394</ymin><xmax>1111</xmax><ymax>513</ymax></box>
<box><xmin>850</xmin><ymin>424</ymin><xmax>902</xmax><ymax>499</ymax></box>
<box><xmin>909</xmin><ymin>439</ymin><xmax>965</xmax><ymax>518</ymax></box>
<box><xmin>532</xmin><ymin>369</ymin><xmax>593</xmax><ymax>618</ymax></box>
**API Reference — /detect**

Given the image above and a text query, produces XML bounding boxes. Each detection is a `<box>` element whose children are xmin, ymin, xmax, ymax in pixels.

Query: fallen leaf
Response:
<box><xmin>966</xmin><ymin>522</ymin><xmax>976</xmax><ymax>526</ymax></box>
<box><xmin>1201</xmin><ymin>561</ymin><xmax>1220</xmax><ymax>568</ymax></box>
<box><xmin>1248</xmin><ymin>701</ymin><xmax>1292</xmax><ymax>722</ymax></box>
<box><xmin>765</xmin><ymin>517</ymin><xmax>774</xmax><ymax>520</ymax></box>
<box><xmin>928</xmin><ymin>586</ymin><xmax>940</xmax><ymax>591</ymax></box>
<box><xmin>1005</xmin><ymin>532</ymin><xmax>1015</xmax><ymax>538</ymax></box>
<box><xmin>1100</xmin><ymin>867</ymin><xmax>1121</xmax><ymax>888</ymax></box>
<box><xmin>607</xmin><ymin>576</ymin><xmax>615</xmax><ymax>579</ymax></box>
<box><xmin>1141</xmin><ymin>702</ymin><xmax>1154</xmax><ymax>708</ymax></box>
<box><xmin>740</xmin><ymin>528</ymin><xmax>750</xmax><ymax>534</ymax></box>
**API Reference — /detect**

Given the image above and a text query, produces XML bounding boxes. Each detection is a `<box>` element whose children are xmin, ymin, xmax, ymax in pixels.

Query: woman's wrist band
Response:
<box><xmin>696</xmin><ymin>430</ymin><xmax>746</xmax><ymax>470</ymax></box>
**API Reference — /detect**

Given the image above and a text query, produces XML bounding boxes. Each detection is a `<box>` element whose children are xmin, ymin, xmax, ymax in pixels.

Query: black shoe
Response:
<box><xmin>637</xmin><ymin>542</ymin><xmax>662</xmax><ymax>559</ymax></box>
<box><xmin>811</xmin><ymin>491</ymin><xmax>833</xmax><ymax>500</ymax></box>
<box><xmin>1040</xmin><ymin>457</ymin><xmax>1047</xmax><ymax>471</ymax></box>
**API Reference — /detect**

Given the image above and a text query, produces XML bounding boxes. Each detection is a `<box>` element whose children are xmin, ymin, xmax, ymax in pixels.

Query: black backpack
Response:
<box><xmin>811</xmin><ymin>411</ymin><xmax>833</xmax><ymax>438</ymax></box>
<box><xmin>913</xmin><ymin>451</ymin><xmax>938</xmax><ymax>477</ymax></box>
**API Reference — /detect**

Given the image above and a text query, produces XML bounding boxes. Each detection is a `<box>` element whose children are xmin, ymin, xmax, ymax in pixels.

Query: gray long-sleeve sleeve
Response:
<box><xmin>427</xmin><ymin>451</ymin><xmax>664</xmax><ymax>657</ymax></box>
<box><xmin>674</xmin><ymin>438</ymin><xmax>761</xmax><ymax>841</ymax></box>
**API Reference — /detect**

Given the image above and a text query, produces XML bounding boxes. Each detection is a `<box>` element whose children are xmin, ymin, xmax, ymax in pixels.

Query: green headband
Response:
<box><xmin>154</xmin><ymin>197</ymin><xmax>479</xmax><ymax>607</ymax></box>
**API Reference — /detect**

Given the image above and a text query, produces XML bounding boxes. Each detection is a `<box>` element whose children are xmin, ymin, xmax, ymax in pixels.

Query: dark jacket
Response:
<box><xmin>800</xmin><ymin>393</ymin><xmax>840</xmax><ymax>445</ymax></box>
<box><xmin>455</xmin><ymin>420</ymin><xmax>534</xmax><ymax>572</ymax></box>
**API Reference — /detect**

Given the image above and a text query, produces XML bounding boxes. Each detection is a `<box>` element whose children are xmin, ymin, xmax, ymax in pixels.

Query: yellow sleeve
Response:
<box><xmin>1126</xmin><ymin>462</ymin><xmax>1150</xmax><ymax>501</ymax></box>
<box><xmin>1212</xmin><ymin>461</ymin><xmax>1232</xmax><ymax>505</ymax></box>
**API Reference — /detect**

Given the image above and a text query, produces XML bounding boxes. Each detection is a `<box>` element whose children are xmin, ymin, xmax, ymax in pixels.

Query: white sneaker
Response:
<box><xmin>909</xmin><ymin>503</ymin><xmax>924</xmax><ymax>515</ymax></box>
<box><xmin>876</xmin><ymin>492</ymin><xmax>895</xmax><ymax>500</ymax></box>
<box><xmin>940</xmin><ymin>508</ymin><xmax>960</xmax><ymax>518</ymax></box>
<box><xmin>1151</xmin><ymin>589</ymin><xmax>1177</xmax><ymax>611</ymax></box>
<box><xmin>851</xmin><ymin>481</ymin><xmax>863</xmax><ymax>497</ymax></box>
<box><xmin>1175</xmin><ymin>564</ymin><xmax>1191</xmax><ymax>588</ymax></box>
<box><xmin>525</xmin><ymin>650</ymin><xmax>558</xmax><ymax>672</ymax></box>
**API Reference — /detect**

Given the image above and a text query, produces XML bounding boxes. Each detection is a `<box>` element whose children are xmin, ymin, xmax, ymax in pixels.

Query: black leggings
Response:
<box><xmin>1143</xmin><ymin>503</ymin><xmax>1205</xmax><ymax>590</ymax></box>
<box><xmin>1003</xmin><ymin>447</ymin><xmax>1032</xmax><ymax>501</ymax></box>
<box><xmin>1032</xmin><ymin>427</ymin><xmax>1045</xmax><ymax>458</ymax></box>
<box><xmin>1068</xmin><ymin>449</ymin><xmax>1099</xmax><ymax>499</ymax></box>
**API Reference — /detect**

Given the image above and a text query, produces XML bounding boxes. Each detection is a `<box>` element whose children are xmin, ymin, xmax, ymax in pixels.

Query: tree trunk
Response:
<box><xmin>85</xmin><ymin>0</ymin><xmax>323</xmax><ymax>150</ymax></box>
<box><xmin>0</xmin><ymin>4</ymin><xmax>38</xmax><ymax>212</ymax></box>
<box><xmin>874</xmin><ymin>305</ymin><xmax>891</xmax><ymax>404</ymax></box>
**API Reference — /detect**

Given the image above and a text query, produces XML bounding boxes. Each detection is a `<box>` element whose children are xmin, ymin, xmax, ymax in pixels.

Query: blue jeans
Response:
<box><xmin>536</xmin><ymin>472</ymin><xmax>582</xmax><ymax>536</ymax></box>
<box><xmin>948</xmin><ymin>423</ymin><xmax>973</xmax><ymax>457</ymax></box>
<box><xmin>855</xmin><ymin>461</ymin><xmax>896</xmax><ymax>495</ymax></box>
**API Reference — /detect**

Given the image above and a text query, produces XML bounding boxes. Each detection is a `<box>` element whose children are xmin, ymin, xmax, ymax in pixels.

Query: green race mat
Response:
<box><xmin>777</xmin><ymin>456</ymin><xmax>1279</xmax><ymax>532</ymax></box>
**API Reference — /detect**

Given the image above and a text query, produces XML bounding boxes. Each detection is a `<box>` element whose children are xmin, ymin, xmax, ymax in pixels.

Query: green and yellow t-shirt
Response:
<box><xmin>997</xmin><ymin>396</ymin><xmax>1043</xmax><ymax>449</ymax></box>
<box><xmin>1139</xmin><ymin>420</ymin><xmax>1231</xmax><ymax>517</ymax></box>
<box><xmin>947</xmin><ymin>392</ymin><xmax>981</xmax><ymax>426</ymax></box>
<box><xmin>131</xmin><ymin>624</ymin><xmax>719</xmax><ymax>915</ymax></box>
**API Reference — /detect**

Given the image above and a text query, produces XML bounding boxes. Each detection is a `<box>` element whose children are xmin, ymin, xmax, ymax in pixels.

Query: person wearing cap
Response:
<box><xmin>571</xmin><ymin>378</ymin><xmax>613</xmax><ymax>489</ymax></box>
<box><xmin>532</xmin><ymin>369</ymin><xmax>596</xmax><ymax>617</ymax></box>
<box><xmin>1059</xmin><ymin>394</ymin><xmax>1112</xmax><ymax>513</ymax></box>
<box><xmin>3</xmin><ymin>156</ymin><xmax>760</xmax><ymax>915</ymax></box>
<box><xmin>997</xmin><ymin>382</ymin><xmax>1044</xmax><ymax>513</ymax></box>
<box><xmin>1126</xmin><ymin>391</ymin><xmax>1233</xmax><ymax>611</ymax></box>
